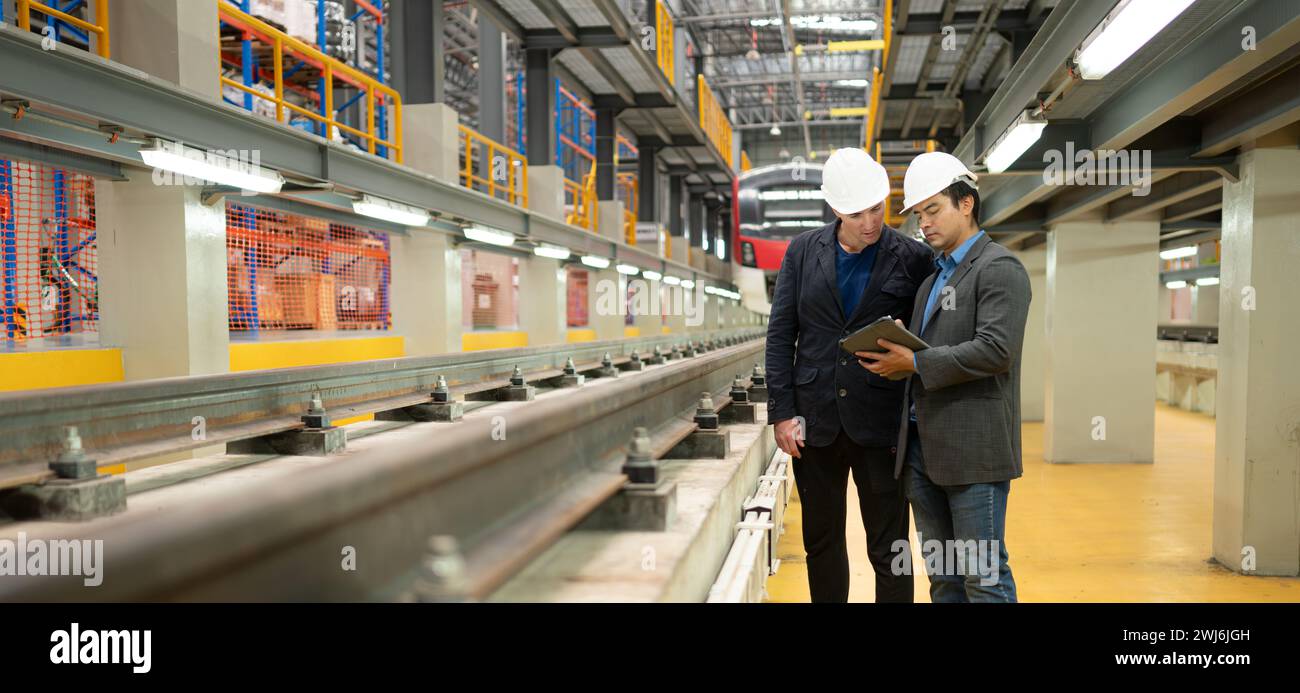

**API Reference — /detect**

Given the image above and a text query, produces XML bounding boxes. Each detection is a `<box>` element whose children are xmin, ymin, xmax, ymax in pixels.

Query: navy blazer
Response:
<box><xmin>766</xmin><ymin>222</ymin><xmax>935</xmax><ymax>448</ymax></box>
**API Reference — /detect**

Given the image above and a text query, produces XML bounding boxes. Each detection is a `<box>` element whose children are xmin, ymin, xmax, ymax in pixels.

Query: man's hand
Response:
<box><xmin>855</xmin><ymin>320</ymin><xmax>917</xmax><ymax>379</ymax></box>
<box><xmin>773</xmin><ymin>417</ymin><xmax>805</xmax><ymax>459</ymax></box>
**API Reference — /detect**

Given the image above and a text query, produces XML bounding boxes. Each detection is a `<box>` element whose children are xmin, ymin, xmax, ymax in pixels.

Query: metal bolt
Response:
<box><xmin>50</xmin><ymin>425</ymin><xmax>97</xmax><ymax>480</ymax></box>
<box><xmin>510</xmin><ymin>365</ymin><xmax>524</xmax><ymax>387</ymax></box>
<box><xmin>623</xmin><ymin>426</ymin><xmax>658</xmax><ymax>484</ymax></box>
<box><xmin>411</xmin><ymin>535</ymin><xmax>470</xmax><ymax>603</ymax></box>
<box><xmin>653</xmin><ymin>345</ymin><xmax>663</xmax><ymax>357</ymax></box>
<box><xmin>432</xmin><ymin>374</ymin><xmax>450</xmax><ymax>402</ymax></box>
<box><xmin>630</xmin><ymin>349</ymin><xmax>641</xmax><ymax>363</ymax></box>
<box><xmin>753</xmin><ymin>363</ymin><xmax>765</xmax><ymax>377</ymax></box>
<box><xmin>303</xmin><ymin>391</ymin><xmax>330</xmax><ymax>429</ymax></box>
<box><xmin>731</xmin><ymin>376</ymin><xmax>750</xmax><ymax>404</ymax></box>
<box><xmin>563</xmin><ymin>357</ymin><xmax>577</xmax><ymax>375</ymax></box>
<box><xmin>308</xmin><ymin>392</ymin><xmax>325</xmax><ymax>415</ymax></box>
<box><xmin>695</xmin><ymin>392</ymin><xmax>719</xmax><ymax>431</ymax></box>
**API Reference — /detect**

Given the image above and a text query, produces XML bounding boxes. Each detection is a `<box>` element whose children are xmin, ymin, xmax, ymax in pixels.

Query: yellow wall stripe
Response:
<box><xmin>566</xmin><ymin>329</ymin><xmax>597</xmax><ymax>343</ymax></box>
<box><xmin>229</xmin><ymin>336</ymin><xmax>405</xmax><ymax>372</ymax></box>
<box><xmin>0</xmin><ymin>348</ymin><xmax>124</xmax><ymax>393</ymax></box>
<box><xmin>462</xmin><ymin>331</ymin><xmax>528</xmax><ymax>351</ymax></box>
<box><xmin>623</xmin><ymin>326</ymin><xmax>640</xmax><ymax>338</ymax></box>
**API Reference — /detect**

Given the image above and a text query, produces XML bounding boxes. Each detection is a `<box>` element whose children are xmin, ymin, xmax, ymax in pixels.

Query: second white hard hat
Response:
<box><xmin>820</xmin><ymin>147</ymin><xmax>891</xmax><ymax>214</ymax></box>
<box><xmin>900</xmin><ymin>151</ymin><xmax>979</xmax><ymax>213</ymax></box>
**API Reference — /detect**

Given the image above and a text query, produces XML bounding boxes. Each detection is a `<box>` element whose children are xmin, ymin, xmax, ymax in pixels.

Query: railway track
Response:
<box><xmin>0</xmin><ymin>328</ymin><xmax>768</xmax><ymax>601</ymax></box>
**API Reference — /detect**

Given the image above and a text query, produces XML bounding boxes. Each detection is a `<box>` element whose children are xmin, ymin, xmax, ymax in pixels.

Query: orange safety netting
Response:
<box><xmin>566</xmin><ymin>266</ymin><xmax>588</xmax><ymax>327</ymax></box>
<box><xmin>226</xmin><ymin>203</ymin><xmax>391</xmax><ymax>332</ymax></box>
<box><xmin>0</xmin><ymin>159</ymin><xmax>98</xmax><ymax>345</ymax></box>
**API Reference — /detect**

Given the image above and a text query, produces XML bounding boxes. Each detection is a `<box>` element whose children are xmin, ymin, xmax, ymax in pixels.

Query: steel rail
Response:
<box><xmin>0</xmin><ymin>336</ymin><xmax>767</xmax><ymax>602</ymax></box>
<box><xmin>0</xmin><ymin>327</ymin><xmax>764</xmax><ymax>488</ymax></box>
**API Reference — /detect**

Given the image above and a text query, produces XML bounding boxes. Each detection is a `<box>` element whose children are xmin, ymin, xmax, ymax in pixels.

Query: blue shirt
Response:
<box><xmin>911</xmin><ymin>230</ymin><xmax>985</xmax><ymax>420</ymax></box>
<box><xmin>835</xmin><ymin>239</ymin><xmax>879</xmax><ymax>320</ymax></box>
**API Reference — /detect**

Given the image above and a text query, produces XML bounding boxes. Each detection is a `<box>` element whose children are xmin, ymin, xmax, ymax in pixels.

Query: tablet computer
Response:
<box><xmin>838</xmin><ymin>315</ymin><xmax>930</xmax><ymax>354</ymax></box>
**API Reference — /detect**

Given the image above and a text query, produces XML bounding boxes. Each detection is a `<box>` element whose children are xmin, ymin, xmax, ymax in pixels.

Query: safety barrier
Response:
<box><xmin>7</xmin><ymin>0</ymin><xmax>110</xmax><ymax>58</ymax></box>
<box><xmin>617</xmin><ymin>172</ymin><xmax>638</xmax><ymax>246</ymax></box>
<box><xmin>655</xmin><ymin>0</ymin><xmax>675</xmax><ymax>85</ymax></box>
<box><xmin>459</xmin><ymin>125</ymin><xmax>528</xmax><ymax>208</ymax></box>
<box><xmin>698</xmin><ymin>75</ymin><xmax>733</xmax><ymax>170</ymax></box>
<box><xmin>565</xmin><ymin>165</ymin><xmax>598</xmax><ymax>232</ymax></box>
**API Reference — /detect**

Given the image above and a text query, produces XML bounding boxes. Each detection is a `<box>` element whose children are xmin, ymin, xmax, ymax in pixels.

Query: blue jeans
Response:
<box><xmin>903</xmin><ymin>425</ymin><xmax>1017</xmax><ymax>603</ymax></box>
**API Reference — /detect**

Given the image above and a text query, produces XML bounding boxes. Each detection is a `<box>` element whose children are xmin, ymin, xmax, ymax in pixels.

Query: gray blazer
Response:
<box><xmin>893</xmin><ymin>233</ymin><xmax>1032</xmax><ymax>486</ymax></box>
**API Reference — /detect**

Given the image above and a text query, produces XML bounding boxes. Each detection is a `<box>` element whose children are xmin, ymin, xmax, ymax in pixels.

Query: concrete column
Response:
<box><xmin>109</xmin><ymin>0</ymin><xmax>219</xmax><ymax>98</ymax></box>
<box><xmin>589</xmin><ymin>268</ymin><xmax>625</xmax><ymax>340</ymax></box>
<box><xmin>390</xmin><ymin>230</ymin><xmax>461</xmax><ymax>355</ymax></box>
<box><xmin>597</xmin><ymin>200</ymin><xmax>625</xmax><ymax>243</ymax></box>
<box><xmin>1017</xmin><ymin>245</ymin><xmax>1047</xmax><ymax>422</ymax></box>
<box><xmin>518</xmin><ymin>255</ymin><xmax>567</xmax><ymax>346</ymax></box>
<box><xmin>1044</xmin><ymin>219</ymin><xmax>1159</xmax><ymax>464</ymax></box>
<box><xmin>527</xmin><ymin>166</ymin><xmax>566</xmax><ymax>221</ymax></box>
<box><xmin>95</xmin><ymin>174</ymin><xmax>229</xmax><ymax>380</ymax></box>
<box><xmin>1214</xmin><ymin>146</ymin><xmax>1300</xmax><ymax>576</ymax></box>
<box><xmin>1193</xmin><ymin>282</ymin><xmax>1220</xmax><ymax>325</ymax></box>
<box><xmin>402</xmin><ymin>103</ymin><xmax>460</xmax><ymax>184</ymax></box>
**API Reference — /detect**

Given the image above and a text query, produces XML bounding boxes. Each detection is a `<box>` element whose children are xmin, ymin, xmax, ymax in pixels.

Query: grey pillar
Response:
<box><xmin>390</xmin><ymin>0</ymin><xmax>445</xmax><ymax>104</ymax></box>
<box><xmin>526</xmin><ymin>48</ymin><xmax>555</xmax><ymax>166</ymax></box>
<box><xmin>638</xmin><ymin>143</ymin><xmax>660</xmax><ymax>222</ymax></box>
<box><xmin>689</xmin><ymin>194</ymin><xmax>705</xmax><ymax>248</ymax></box>
<box><xmin>478</xmin><ymin>16</ymin><xmax>506</xmax><ymax>142</ymax></box>
<box><xmin>668</xmin><ymin>175</ymin><xmax>685</xmax><ymax>238</ymax></box>
<box><xmin>596</xmin><ymin>108</ymin><xmax>620</xmax><ymax>200</ymax></box>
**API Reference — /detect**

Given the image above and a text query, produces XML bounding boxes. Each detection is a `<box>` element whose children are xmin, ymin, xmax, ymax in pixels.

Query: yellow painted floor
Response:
<box><xmin>766</xmin><ymin>403</ymin><xmax>1300</xmax><ymax>602</ymax></box>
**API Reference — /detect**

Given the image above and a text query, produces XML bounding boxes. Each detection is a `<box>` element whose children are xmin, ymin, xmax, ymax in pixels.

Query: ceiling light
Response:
<box><xmin>1076</xmin><ymin>0</ymin><xmax>1197</xmax><ymax>80</ymax></box>
<box><xmin>662</xmin><ymin>275</ymin><xmax>682</xmax><ymax>285</ymax></box>
<box><xmin>681</xmin><ymin>279</ymin><xmax>695</xmax><ymax>290</ymax></box>
<box><xmin>353</xmin><ymin>194</ymin><xmax>431</xmax><ymax>226</ymax></box>
<box><xmin>770</xmin><ymin>125</ymin><xmax>782</xmax><ymax>136</ymax></box>
<box><xmin>983</xmin><ymin>109</ymin><xmax>1047</xmax><ymax>174</ymax></box>
<box><xmin>615</xmin><ymin>263</ymin><xmax>640</xmax><ymax>276</ymax></box>
<box><xmin>1165</xmin><ymin>280</ymin><xmax>1187</xmax><ymax>289</ymax></box>
<box><xmin>642</xmin><ymin>270</ymin><xmax>663</xmax><ymax>281</ymax></box>
<box><xmin>139</xmin><ymin>139</ymin><xmax>284</xmax><ymax>193</ymax></box>
<box><xmin>1195</xmin><ymin>276</ymin><xmax>1219</xmax><ymax>286</ymax></box>
<box><xmin>463</xmin><ymin>226</ymin><xmax>516</xmax><ymax>247</ymax></box>
<box><xmin>1159</xmin><ymin>246</ymin><xmax>1198</xmax><ymax>260</ymax></box>
<box><xmin>834</xmin><ymin>79</ymin><xmax>871</xmax><ymax>88</ymax></box>
<box><xmin>580</xmin><ymin>255</ymin><xmax>610</xmax><ymax>269</ymax></box>
<box><xmin>532</xmin><ymin>243</ymin><xmax>571</xmax><ymax>259</ymax></box>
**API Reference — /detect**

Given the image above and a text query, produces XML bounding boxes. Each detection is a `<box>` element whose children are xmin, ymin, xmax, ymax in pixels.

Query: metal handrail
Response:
<box><xmin>12</xmin><ymin>0</ymin><xmax>110</xmax><ymax>58</ymax></box>
<box><xmin>655</xmin><ymin>0</ymin><xmax>675</xmax><ymax>85</ymax></box>
<box><xmin>564</xmin><ymin>164</ymin><xmax>598</xmax><ymax>231</ymax></box>
<box><xmin>217</xmin><ymin>1</ymin><xmax>403</xmax><ymax>162</ymax></box>
<box><xmin>697</xmin><ymin>75</ymin><xmax>733</xmax><ymax>169</ymax></box>
<box><xmin>458</xmin><ymin>125</ymin><xmax>528</xmax><ymax>207</ymax></box>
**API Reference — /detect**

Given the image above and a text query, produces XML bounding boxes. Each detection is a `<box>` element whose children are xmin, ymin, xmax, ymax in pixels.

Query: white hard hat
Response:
<box><xmin>820</xmin><ymin>148</ymin><xmax>890</xmax><ymax>214</ymax></box>
<box><xmin>900</xmin><ymin>151</ymin><xmax>979</xmax><ymax>213</ymax></box>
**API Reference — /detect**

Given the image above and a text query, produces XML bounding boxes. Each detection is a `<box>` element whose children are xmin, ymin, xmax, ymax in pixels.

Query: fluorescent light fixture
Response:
<box><xmin>1196</xmin><ymin>276</ymin><xmax>1220</xmax><ymax>286</ymax></box>
<box><xmin>662</xmin><ymin>275</ymin><xmax>682</xmax><ymax>285</ymax></box>
<box><xmin>1076</xmin><ymin>0</ymin><xmax>1197</xmax><ymax>80</ymax></box>
<box><xmin>834</xmin><ymin>79</ymin><xmax>871</xmax><ymax>88</ymax></box>
<box><xmin>139</xmin><ymin>139</ymin><xmax>284</xmax><ymax>193</ymax></box>
<box><xmin>1159</xmin><ymin>245</ymin><xmax>1197</xmax><ymax>260</ymax></box>
<box><xmin>615</xmin><ymin>263</ymin><xmax>640</xmax><ymax>276</ymax></box>
<box><xmin>353</xmin><ymin>194</ymin><xmax>431</xmax><ymax>226</ymax></box>
<box><xmin>681</xmin><ymin>279</ymin><xmax>696</xmax><ymax>290</ymax></box>
<box><xmin>580</xmin><ymin>255</ymin><xmax>610</xmax><ymax>269</ymax></box>
<box><xmin>463</xmin><ymin>225</ymin><xmax>516</xmax><ymax>247</ymax></box>
<box><xmin>715</xmin><ymin>237</ymin><xmax>726</xmax><ymax>259</ymax></box>
<box><xmin>770</xmin><ymin>124</ymin><xmax>782</xmax><ymax>136</ymax></box>
<box><xmin>642</xmin><ymin>270</ymin><xmax>663</xmax><ymax>281</ymax></box>
<box><xmin>983</xmin><ymin>110</ymin><xmax>1047</xmax><ymax>174</ymax></box>
<box><xmin>759</xmin><ymin>189</ymin><xmax>825</xmax><ymax>201</ymax></box>
<box><xmin>1165</xmin><ymin>280</ymin><xmax>1187</xmax><ymax>289</ymax></box>
<box><xmin>753</xmin><ymin>16</ymin><xmax>877</xmax><ymax>32</ymax></box>
<box><xmin>532</xmin><ymin>243</ymin><xmax>571</xmax><ymax>260</ymax></box>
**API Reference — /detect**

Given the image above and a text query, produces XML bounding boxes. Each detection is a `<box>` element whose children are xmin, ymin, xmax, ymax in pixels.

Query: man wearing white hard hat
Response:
<box><xmin>855</xmin><ymin>150</ymin><xmax>1030</xmax><ymax>603</ymax></box>
<box><xmin>765</xmin><ymin>147</ymin><xmax>933</xmax><ymax>603</ymax></box>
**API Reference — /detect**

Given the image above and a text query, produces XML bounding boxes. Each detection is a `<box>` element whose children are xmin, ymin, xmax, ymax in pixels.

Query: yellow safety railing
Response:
<box><xmin>217</xmin><ymin>1</ymin><xmax>402</xmax><ymax>163</ymax></box>
<box><xmin>655</xmin><ymin>0</ymin><xmax>675</xmax><ymax>86</ymax></box>
<box><xmin>565</xmin><ymin>165</ymin><xmax>598</xmax><ymax>231</ymax></box>
<box><xmin>459</xmin><ymin>125</ymin><xmax>528</xmax><ymax>207</ymax></box>
<box><xmin>740</xmin><ymin>151</ymin><xmax>752</xmax><ymax>172</ymax></box>
<box><xmin>618</xmin><ymin>172</ymin><xmax>638</xmax><ymax>246</ymax></box>
<box><xmin>698</xmin><ymin>75</ymin><xmax>733</xmax><ymax>170</ymax></box>
<box><xmin>14</xmin><ymin>0</ymin><xmax>110</xmax><ymax>58</ymax></box>
<box><xmin>864</xmin><ymin>0</ymin><xmax>893</xmax><ymax>151</ymax></box>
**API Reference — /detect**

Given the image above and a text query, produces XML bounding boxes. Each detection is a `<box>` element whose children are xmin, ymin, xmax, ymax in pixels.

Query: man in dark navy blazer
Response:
<box><xmin>765</xmin><ymin>148</ymin><xmax>934</xmax><ymax>602</ymax></box>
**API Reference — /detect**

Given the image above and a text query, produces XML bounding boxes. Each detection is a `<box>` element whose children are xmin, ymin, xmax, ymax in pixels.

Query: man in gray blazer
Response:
<box><xmin>854</xmin><ymin>152</ymin><xmax>1030</xmax><ymax>603</ymax></box>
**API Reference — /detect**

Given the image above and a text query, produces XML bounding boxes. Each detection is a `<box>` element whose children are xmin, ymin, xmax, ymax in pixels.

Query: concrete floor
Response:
<box><xmin>766</xmin><ymin>403</ymin><xmax>1300</xmax><ymax>603</ymax></box>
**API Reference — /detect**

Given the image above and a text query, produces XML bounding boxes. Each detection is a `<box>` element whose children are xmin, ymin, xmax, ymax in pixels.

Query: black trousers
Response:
<box><xmin>790</xmin><ymin>427</ymin><xmax>914</xmax><ymax>603</ymax></box>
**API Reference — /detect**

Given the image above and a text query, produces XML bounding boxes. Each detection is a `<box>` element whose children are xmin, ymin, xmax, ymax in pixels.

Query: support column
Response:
<box><xmin>519</xmin><ymin>255</ymin><xmax>567</xmax><ymax>346</ymax></box>
<box><xmin>391</xmin><ymin>231</ymin><xmax>461</xmax><ymax>356</ymax></box>
<box><xmin>596</xmin><ymin>108</ymin><xmax>619</xmax><ymax>201</ymax></box>
<box><xmin>477</xmin><ymin>17</ymin><xmax>506</xmax><ymax>143</ymax></box>
<box><xmin>1044</xmin><ymin>219</ymin><xmax>1159</xmax><ymax>463</ymax></box>
<box><xmin>1017</xmin><ymin>244</ymin><xmax>1047</xmax><ymax>422</ymax></box>
<box><xmin>668</xmin><ymin>175</ymin><xmax>686</xmax><ymax>263</ymax></box>
<box><xmin>109</xmin><ymin>0</ymin><xmax>219</xmax><ymax>98</ymax></box>
<box><xmin>390</xmin><ymin>0</ymin><xmax>445</xmax><ymax>105</ymax></box>
<box><xmin>589</xmin><ymin>268</ymin><xmax>625</xmax><ymax>340</ymax></box>
<box><xmin>631</xmin><ymin>275</ymin><xmax>661</xmax><ymax>336</ymax></box>
<box><xmin>525</xmin><ymin>48</ymin><xmax>555</xmax><ymax>167</ymax></box>
<box><xmin>95</xmin><ymin>175</ymin><xmax>229</xmax><ymax>380</ymax></box>
<box><xmin>1214</xmin><ymin>145</ymin><xmax>1300</xmax><ymax>576</ymax></box>
<box><xmin>402</xmin><ymin>103</ymin><xmax>460</xmax><ymax>184</ymax></box>
<box><xmin>688</xmin><ymin>194</ymin><xmax>704</xmax><ymax>267</ymax></box>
